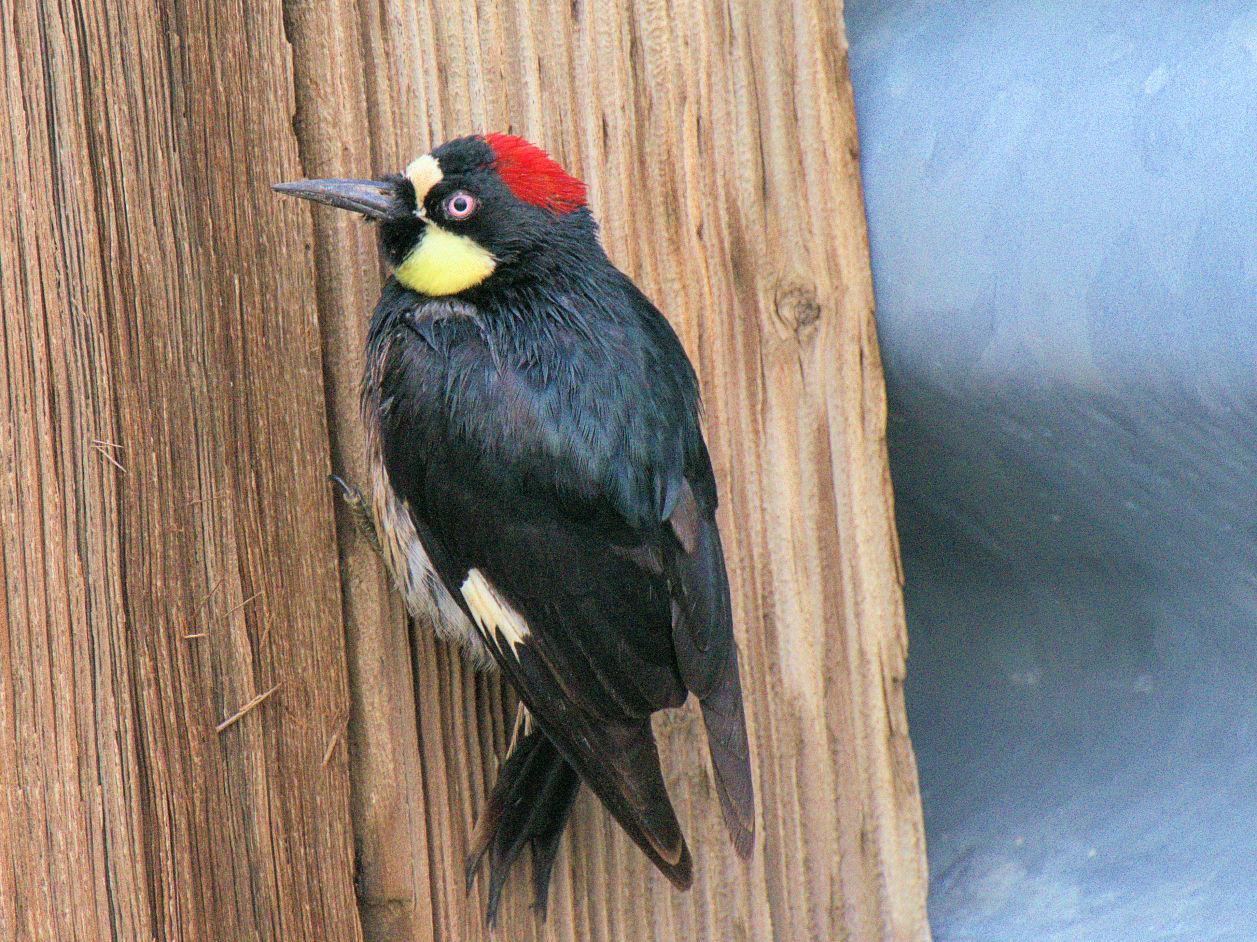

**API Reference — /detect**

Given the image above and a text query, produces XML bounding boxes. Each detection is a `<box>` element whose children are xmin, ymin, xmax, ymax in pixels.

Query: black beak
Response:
<box><xmin>272</xmin><ymin>178</ymin><xmax>395</xmax><ymax>220</ymax></box>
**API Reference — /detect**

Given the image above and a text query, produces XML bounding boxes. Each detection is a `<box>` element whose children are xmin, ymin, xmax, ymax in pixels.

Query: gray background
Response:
<box><xmin>845</xmin><ymin>2</ymin><xmax>1257</xmax><ymax>938</ymax></box>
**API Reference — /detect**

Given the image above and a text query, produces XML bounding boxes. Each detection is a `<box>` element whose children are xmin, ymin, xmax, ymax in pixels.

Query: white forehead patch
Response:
<box><xmin>405</xmin><ymin>154</ymin><xmax>443</xmax><ymax>202</ymax></box>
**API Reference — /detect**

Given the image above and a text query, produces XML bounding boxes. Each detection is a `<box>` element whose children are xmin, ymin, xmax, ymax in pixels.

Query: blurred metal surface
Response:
<box><xmin>846</xmin><ymin>2</ymin><xmax>1257</xmax><ymax>938</ymax></box>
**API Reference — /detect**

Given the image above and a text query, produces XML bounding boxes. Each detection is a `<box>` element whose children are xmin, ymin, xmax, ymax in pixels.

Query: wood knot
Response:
<box><xmin>771</xmin><ymin>282</ymin><xmax>824</xmax><ymax>338</ymax></box>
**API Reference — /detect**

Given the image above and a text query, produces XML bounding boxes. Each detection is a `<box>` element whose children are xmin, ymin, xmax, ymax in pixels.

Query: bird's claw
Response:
<box><xmin>329</xmin><ymin>473</ymin><xmax>362</xmax><ymax>506</ymax></box>
<box><xmin>328</xmin><ymin>473</ymin><xmax>379</xmax><ymax>552</ymax></box>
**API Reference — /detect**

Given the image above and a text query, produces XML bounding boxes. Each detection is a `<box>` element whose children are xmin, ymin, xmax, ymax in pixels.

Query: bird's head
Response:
<box><xmin>274</xmin><ymin>134</ymin><xmax>589</xmax><ymax>297</ymax></box>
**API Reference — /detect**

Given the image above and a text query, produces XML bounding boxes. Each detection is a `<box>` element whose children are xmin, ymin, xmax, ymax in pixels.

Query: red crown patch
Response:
<box><xmin>485</xmin><ymin>133</ymin><xmax>587</xmax><ymax>214</ymax></box>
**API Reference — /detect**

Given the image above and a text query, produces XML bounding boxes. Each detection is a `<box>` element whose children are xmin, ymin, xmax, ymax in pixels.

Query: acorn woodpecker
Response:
<box><xmin>275</xmin><ymin>134</ymin><xmax>754</xmax><ymax>922</ymax></box>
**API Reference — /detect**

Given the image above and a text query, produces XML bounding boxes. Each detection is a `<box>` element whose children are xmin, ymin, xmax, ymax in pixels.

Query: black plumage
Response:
<box><xmin>275</xmin><ymin>134</ymin><xmax>754</xmax><ymax>923</ymax></box>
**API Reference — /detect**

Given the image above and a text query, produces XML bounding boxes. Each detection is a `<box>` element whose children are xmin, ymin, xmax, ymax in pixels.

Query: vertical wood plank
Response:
<box><xmin>1</xmin><ymin>0</ymin><xmax>362</xmax><ymax>939</ymax></box>
<box><xmin>3</xmin><ymin>0</ymin><xmax>928</xmax><ymax>938</ymax></box>
<box><xmin>279</xmin><ymin>2</ymin><xmax>441</xmax><ymax>939</ymax></box>
<box><xmin>282</xmin><ymin>0</ymin><xmax>931</xmax><ymax>939</ymax></box>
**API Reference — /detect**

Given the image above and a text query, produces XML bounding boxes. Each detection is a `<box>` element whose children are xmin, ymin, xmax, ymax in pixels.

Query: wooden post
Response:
<box><xmin>1</xmin><ymin>0</ymin><xmax>929</xmax><ymax>940</ymax></box>
<box><xmin>0</xmin><ymin>0</ymin><xmax>362</xmax><ymax>940</ymax></box>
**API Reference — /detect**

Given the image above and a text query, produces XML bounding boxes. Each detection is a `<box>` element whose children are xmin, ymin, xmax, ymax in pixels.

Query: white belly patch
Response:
<box><xmin>368</xmin><ymin>456</ymin><xmax>492</xmax><ymax>669</ymax></box>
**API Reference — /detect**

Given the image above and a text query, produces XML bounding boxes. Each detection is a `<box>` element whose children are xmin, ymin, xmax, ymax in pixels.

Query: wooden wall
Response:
<box><xmin>0</xmin><ymin>0</ymin><xmax>929</xmax><ymax>939</ymax></box>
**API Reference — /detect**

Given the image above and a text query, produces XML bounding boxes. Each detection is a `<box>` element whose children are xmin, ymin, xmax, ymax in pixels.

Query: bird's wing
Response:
<box><xmin>663</xmin><ymin>457</ymin><xmax>756</xmax><ymax>857</ymax></box>
<box><xmin>403</xmin><ymin>463</ymin><xmax>698</xmax><ymax>886</ymax></box>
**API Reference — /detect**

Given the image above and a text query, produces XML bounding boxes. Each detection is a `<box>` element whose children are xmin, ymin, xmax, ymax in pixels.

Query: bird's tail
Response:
<box><xmin>466</xmin><ymin>715</ymin><xmax>581</xmax><ymax>926</ymax></box>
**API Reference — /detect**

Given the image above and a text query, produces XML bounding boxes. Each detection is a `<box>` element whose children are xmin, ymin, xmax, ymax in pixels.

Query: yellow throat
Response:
<box><xmin>395</xmin><ymin>224</ymin><xmax>496</xmax><ymax>296</ymax></box>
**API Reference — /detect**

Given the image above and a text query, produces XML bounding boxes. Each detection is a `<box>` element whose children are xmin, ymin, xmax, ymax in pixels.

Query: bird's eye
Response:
<box><xmin>444</xmin><ymin>191</ymin><xmax>477</xmax><ymax>220</ymax></box>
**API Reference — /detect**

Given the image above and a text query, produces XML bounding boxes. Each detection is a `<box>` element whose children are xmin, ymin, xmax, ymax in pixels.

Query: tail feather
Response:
<box><xmin>466</xmin><ymin>727</ymin><xmax>581</xmax><ymax>925</ymax></box>
<box><xmin>526</xmin><ymin>764</ymin><xmax>580</xmax><ymax>914</ymax></box>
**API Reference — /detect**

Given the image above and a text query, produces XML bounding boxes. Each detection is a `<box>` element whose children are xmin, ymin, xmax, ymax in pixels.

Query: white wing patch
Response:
<box><xmin>461</xmin><ymin>568</ymin><xmax>531</xmax><ymax>654</ymax></box>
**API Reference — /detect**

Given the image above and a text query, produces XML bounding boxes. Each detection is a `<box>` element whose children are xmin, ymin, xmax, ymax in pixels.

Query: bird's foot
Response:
<box><xmin>330</xmin><ymin>474</ymin><xmax>381</xmax><ymax>554</ymax></box>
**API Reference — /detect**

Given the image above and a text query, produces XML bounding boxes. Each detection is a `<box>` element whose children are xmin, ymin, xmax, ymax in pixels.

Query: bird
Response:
<box><xmin>274</xmin><ymin>133</ymin><xmax>754</xmax><ymax>924</ymax></box>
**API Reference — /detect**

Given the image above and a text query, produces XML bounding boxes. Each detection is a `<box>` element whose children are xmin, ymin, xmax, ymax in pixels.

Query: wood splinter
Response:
<box><xmin>194</xmin><ymin>577</ymin><xmax>226</xmax><ymax>614</ymax></box>
<box><xmin>216</xmin><ymin>683</ymin><xmax>282</xmax><ymax>734</ymax></box>
<box><xmin>90</xmin><ymin>440</ymin><xmax>126</xmax><ymax>473</ymax></box>
<box><xmin>223</xmin><ymin>590</ymin><xmax>264</xmax><ymax>618</ymax></box>
<box><xmin>321</xmin><ymin>716</ymin><xmax>350</xmax><ymax>767</ymax></box>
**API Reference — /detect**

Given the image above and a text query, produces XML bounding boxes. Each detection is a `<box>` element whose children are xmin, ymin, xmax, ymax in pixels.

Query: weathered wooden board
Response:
<box><xmin>0</xmin><ymin>0</ymin><xmax>360</xmax><ymax>938</ymax></box>
<box><xmin>1</xmin><ymin>0</ymin><xmax>928</xmax><ymax>939</ymax></box>
<box><xmin>284</xmin><ymin>0</ymin><xmax>930</xmax><ymax>939</ymax></box>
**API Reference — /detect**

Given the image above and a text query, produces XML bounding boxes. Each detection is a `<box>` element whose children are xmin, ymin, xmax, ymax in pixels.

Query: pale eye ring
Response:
<box><xmin>444</xmin><ymin>190</ymin><xmax>477</xmax><ymax>220</ymax></box>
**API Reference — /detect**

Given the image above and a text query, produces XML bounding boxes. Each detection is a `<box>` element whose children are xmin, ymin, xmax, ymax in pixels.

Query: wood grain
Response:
<box><xmin>1</xmin><ymin>0</ymin><xmax>928</xmax><ymax>939</ymax></box>
<box><xmin>284</xmin><ymin>0</ymin><xmax>930</xmax><ymax>939</ymax></box>
<box><xmin>0</xmin><ymin>0</ymin><xmax>360</xmax><ymax>939</ymax></box>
